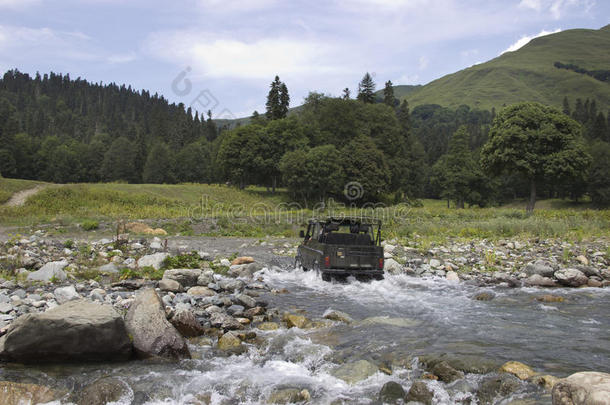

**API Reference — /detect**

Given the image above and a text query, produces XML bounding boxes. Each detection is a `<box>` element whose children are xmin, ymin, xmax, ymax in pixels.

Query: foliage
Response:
<box><xmin>161</xmin><ymin>252</ymin><xmax>203</xmax><ymax>269</ymax></box>
<box><xmin>587</xmin><ymin>140</ymin><xmax>610</xmax><ymax>206</ymax></box>
<box><xmin>340</xmin><ymin>135</ymin><xmax>391</xmax><ymax>202</ymax></box>
<box><xmin>481</xmin><ymin>102</ymin><xmax>592</xmax><ymax>211</ymax></box>
<box><xmin>120</xmin><ymin>266</ymin><xmax>163</xmax><ymax>280</ymax></box>
<box><xmin>357</xmin><ymin>72</ymin><xmax>376</xmax><ymax>104</ymax></box>
<box><xmin>143</xmin><ymin>141</ymin><xmax>175</xmax><ymax>184</ymax></box>
<box><xmin>265</xmin><ymin>75</ymin><xmax>290</xmax><ymax>120</ymax></box>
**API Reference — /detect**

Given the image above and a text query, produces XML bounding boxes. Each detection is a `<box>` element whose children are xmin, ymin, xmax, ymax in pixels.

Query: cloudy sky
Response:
<box><xmin>0</xmin><ymin>0</ymin><xmax>607</xmax><ymax>118</ymax></box>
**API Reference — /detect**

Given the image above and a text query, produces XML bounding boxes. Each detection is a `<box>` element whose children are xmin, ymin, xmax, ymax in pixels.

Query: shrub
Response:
<box><xmin>81</xmin><ymin>220</ymin><xmax>99</xmax><ymax>231</ymax></box>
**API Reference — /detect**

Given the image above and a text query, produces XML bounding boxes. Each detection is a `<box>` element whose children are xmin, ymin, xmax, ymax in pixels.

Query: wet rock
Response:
<box><xmin>323</xmin><ymin>309</ymin><xmax>353</xmax><ymax>324</ymax></box>
<box><xmin>125</xmin><ymin>288</ymin><xmax>190</xmax><ymax>359</ymax></box>
<box><xmin>536</xmin><ymin>295</ymin><xmax>565</xmax><ymax>303</ymax></box>
<box><xmin>0</xmin><ymin>381</ymin><xmax>66</xmax><ymax>404</ymax></box>
<box><xmin>357</xmin><ymin>316</ymin><xmax>419</xmax><ymax>328</ymax></box>
<box><xmin>267</xmin><ymin>388</ymin><xmax>310</xmax><ymax>404</ymax></box>
<box><xmin>231</xmin><ymin>256</ymin><xmax>254</xmax><ymax>265</ymax></box>
<box><xmin>257</xmin><ymin>322</ymin><xmax>280</xmax><ymax>331</ymax></box>
<box><xmin>499</xmin><ymin>361</ymin><xmax>536</xmax><ymax>380</ymax></box>
<box><xmin>26</xmin><ymin>260</ymin><xmax>68</xmax><ymax>282</ymax></box>
<box><xmin>432</xmin><ymin>361</ymin><xmax>464</xmax><ymax>383</ymax></box>
<box><xmin>159</xmin><ymin>278</ymin><xmax>183</xmax><ymax>292</ymax></box>
<box><xmin>170</xmin><ymin>309</ymin><xmax>204</xmax><ymax>338</ymax></box>
<box><xmin>525</xmin><ymin>274</ymin><xmax>558</xmax><ymax>287</ymax></box>
<box><xmin>419</xmin><ymin>353</ymin><xmax>500</xmax><ymax>374</ymax></box>
<box><xmin>284</xmin><ymin>313</ymin><xmax>309</xmax><ymax>329</ymax></box>
<box><xmin>217</xmin><ymin>331</ymin><xmax>242</xmax><ymax>351</ymax></box>
<box><xmin>555</xmin><ymin>268</ymin><xmax>589</xmax><ymax>287</ymax></box>
<box><xmin>529</xmin><ymin>374</ymin><xmax>559</xmax><ymax>391</ymax></box>
<box><xmin>163</xmin><ymin>269</ymin><xmax>201</xmax><ymax>287</ymax></box>
<box><xmin>524</xmin><ymin>260</ymin><xmax>555</xmax><ymax>278</ymax></box>
<box><xmin>243</xmin><ymin>306</ymin><xmax>265</xmax><ymax>318</ymax></box>
<box><xmin>186</xmin><ymin>286</ymin><xmax>216</xmax><ymax>297</ymax></box>
<box><xmin>76</xmin><ymin>377</ymin><xmax>130</xmax><ymax>405</ymax></box>
<box><xmin>218</xmin><ymin>279</ymin><xmax>245</xmax><ymax>292</ymax></box>
<box><xmin>552</xmin><ymin>371</ymin><xmax>610</xmax><ymax>405</ymax></box>
<box><xmin>379</xmin><ymin>381</ymin><xmax>406</xmax><ymax>403</ymax></box>
<box><xmin>53</xmin><ymin>285</ymin><xmax>81</xmax><ymax>304</ymax></box>
<box><xmin>0</xmin><ymin>300</ymin><xmax>131</xmax><ymax>363</ymax></box>
<box><xmin>136</xmin><ymin>253</ymin><xmax>169</xmax><ymax>270</ymax></box>
<box><xmin>384</xmin><ymin>258</ymin><xmax>403</xmax><ymax>274</ymax></box>
<box><xmin>227</xmin><ymin>305</ymin><xmax>245</xmax><ymax>316</ymax></box>
<box><xmin>331</xmin><ymin>360</ymin><xmax>378</xmax><ymax>385</ymax></box>
<box><xmin>474</xmin><ymin>292</ymin><xmax>495</xmax><ymax>301</ymax></box>
<box><xmin>446</xmin><ymin>271</ymin><xmax>459</xmax><ymax>282</ymax></box>
<box><xmin>477</xmin><ymin>373</ymin><xmax>521</xmax><ymax>405</ymax></box>
<box><xmin>405</xmin><ymin>381</ymin><xmax>433</xmax><ymax>405</ymax></box>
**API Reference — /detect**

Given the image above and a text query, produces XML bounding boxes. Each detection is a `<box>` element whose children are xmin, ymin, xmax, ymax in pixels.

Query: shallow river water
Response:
<box><xmin>1</xmin><ymin>266</ymin><xmax>609</xmax><ymax>404</ymax></box>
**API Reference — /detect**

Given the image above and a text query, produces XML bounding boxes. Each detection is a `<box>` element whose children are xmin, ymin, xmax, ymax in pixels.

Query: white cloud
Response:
<box><xmin>107</xmin><ymin>52</ymin><xmax>137</xmax><ymax>64</ymax></box>
<box><xmin>501</xmin><ymin>28</ymin><xmax>561</xmax><ymax>54</ymax></box>
<box><xmin>0</xmin><ymin>0</ymin><xmax>40</xmax><ymax>9</ymax></box>
<box><xmin>145</xmin><ymin>31</ymin><xmax>341</xmax><ymax>80</ymax></box>
<box><xmin>196</xmin><ymin>0</ymin><xmax>277</xmax><ymax>12</ymax></box>
<box><xmin>518</xmin><ymin>0</ymin><xmax>595</xmax><ymax>19</ymax></box>
<box><xmin>418</xmin><ymin>55</ymin><xmax>429</xmax><ymax>70</ymax></box>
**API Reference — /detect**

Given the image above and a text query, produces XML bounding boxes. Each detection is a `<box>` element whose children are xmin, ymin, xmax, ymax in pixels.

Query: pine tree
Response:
<box><xmin>357</xmin><ymin>73</ymin><xmax>375</xmax><ymax>104</ymax></box>
<box><xmin>342</xmin><ymin>88</ymin><xmax>350</xmax><ymax>100</ymax></box>
<box><xmin>265</xmin><ymin>76</ymin><xmax>289</xmax><ymax>120</ymax></box>
<box><xmin>383</xmin><ymin>80</ymin><xmax>395</xmax><ymax>107</ymax></box>
<box><xmin>562</xmin><ymin>96</ymin><xmax>570</xmax><ymax>116</ymax></box>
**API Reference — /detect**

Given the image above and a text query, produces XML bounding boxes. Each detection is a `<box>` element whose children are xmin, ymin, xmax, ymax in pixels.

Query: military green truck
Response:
<box><xmin>295</xmin><ymin>217</ymin><xmax>384</xmax><ymax>281</ymax></box>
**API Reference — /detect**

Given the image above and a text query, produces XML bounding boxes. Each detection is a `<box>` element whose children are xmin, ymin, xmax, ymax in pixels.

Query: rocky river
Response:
<box><xmin>0</xmin><ymin>230</ymin><xmax>608</xmax><ymax>404</ymax></box>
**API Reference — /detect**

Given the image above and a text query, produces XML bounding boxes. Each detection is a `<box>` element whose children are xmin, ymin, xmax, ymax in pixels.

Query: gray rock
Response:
<box><xmin>525</xmin><ymin>274</ymin><xmax>557</xmax><ymax>287</ymax></box>
<box><xmin>125</xmin><ymin>289</ymin><xmax>190</xmax><ymax>359</ymax></box>
<box><xmin>555</xmin><ymin>268</ymin><xmax>589</xmax><ymax>287</ymax></box>
<box><xmin>384</xmin><ymin>258</ymin><xmax>403</xmax><ymax>275</ymax></box>
<box><xmin>53</xmin><ymin>285</ymin><xmax>81</xmax><ymax>304</ymax></box>
<box><xmin>227</xmin><ymin>305</ymin><xmax>245</xmax><ymax>315</ymax></box>
<box><xmin>0</xmin><ymin>300</ymin><xmax>131</xmax><ymax>363</ymax></box>
<box><xmin>90</xmin><ymin>288</ymin><xmax>106</xmax><ymax>302</ymax></box>
<box><xmin>379</xmin><ymin>381</ymin><xmax>406</xmax><ymax>404</ymax></box>
<box><xmin>209</xmin><ymin>312</ymin><xmax>243</xmax><ymax>331</ymax></box>
<box><xmin>218</xmin><ymin>279</ymin><xmax>245</xmax><ymax>292</ymax></box>
<box><xmin>331</xmin><ymin>360</ymin><xmax>378</xmax><ymax>385</ymax></box>
<box><xmin>267</xmin><ymin>388</ymin><xmax>310</xmax><ymax>404</ymax></box>
<box><xmin>27</xmin><ymin>260</ymin><xmax>68</xmax><ymax>282</ymax></box>
<box><xmin>162</xmin><ymin>269</ymin><xmax>201</xmax><ymax>287</ymax></box>
<box><xmin>197</xmin><ymin>251</ymin><xmax>212</xmax><ymax>260</ymax></box>
<box><xmin>136</xmin><ymin>253</ymin><xmax>169</xmax><ymax>270</ymax></box>
<box><xmin>76</xmin><ymin>377</ymin><xmax>131</xmax><ymax>405</ymax></box>
<box><xmin>429</xmin><ymin>259</ymin><xmax>442</xmax><ymax>269</ymax></box>
<box><xmin>197</xmin><ymin>271</ymin><xmax>214</xmax><ymax>286</ymax></box>
<box><xmin>477</xmin><ymin>374</ymin><xmax>521</xmax><ymax>404</ymax></box>
<box><xmin>431</xmin><ymin>361</ymin><xmax>464</xmax><ymax>383</ymax></box>
<box><xmin>419</xmin><ymin>353</ymin><xmax>500</xmax><ymax>374</ymax></box>
<box><xmin>552</xmin><ymin>371</ymin><xmax>610</xmax><ymax>405</ymax></box>
<box><xmin>0</xmin><ymin>302</ymin><xmax>13</xmax><ymax>314</ymax></box>
<box><xmin>524</xmin><ymin>260</ymin><xmax>555</xmax><ymax>277</ymax></box>
<box><xmin>405</xmin><ymin>381</ymin><xmax>433</xmax><ymax>405</ymax></box>
<box><xmin>235</xmin><ymin>294</ymin><xmax>256</xmax><ymax>308</ymax></box>
<box><xmin>186</xmin><ymin>286</ymin><xmax>216</xmax><ymax>297</ymax></box>
<box><xmin>98</xmin><ymin>263</ymin><xmax>119</xmax><ymax>273</ymax></box>
<box><xmin>323</xmin><ymin>309</ymin><xmax>353</xmax><ymax>324</ymax></box>
<box><xmin>12</xmin><ymin>289</ymin><xmax>26</xmax><ymax>299</ymax></box>
<box><xmin>169</xmin><ymin>309</ymin><xmax>204</xmax><ymax>338</ymax></box>
<box><xmin>159</xmin><ymin>278</ymin><xmax>183</xmax><ymax>292</ymax></box>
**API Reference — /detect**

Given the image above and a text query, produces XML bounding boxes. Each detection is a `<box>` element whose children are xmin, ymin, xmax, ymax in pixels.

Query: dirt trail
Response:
<box><xmin>3</xmin><ymin>185</ymin><xmax>47</xmax><ymax>207</ymax></box>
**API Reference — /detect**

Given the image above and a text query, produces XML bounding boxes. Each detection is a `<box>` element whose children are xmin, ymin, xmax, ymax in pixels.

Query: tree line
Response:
<box><xmin>1</xmin><ymin>69</ymin><xmax>609</xmax><ymax>208</ymax></box>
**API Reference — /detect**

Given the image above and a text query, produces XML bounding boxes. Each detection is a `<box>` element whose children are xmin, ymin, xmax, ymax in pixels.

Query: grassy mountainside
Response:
<box><xmin>405</xmin><ymin>25</ymin><xmax>610</xmax><ymax>111</ymax></box>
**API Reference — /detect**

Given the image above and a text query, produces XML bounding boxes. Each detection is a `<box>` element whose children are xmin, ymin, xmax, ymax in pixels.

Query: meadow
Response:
<box><xmin>1</xmin><ymin>179</ymin><xmax>608</xmax><ymax>242</ymax></box>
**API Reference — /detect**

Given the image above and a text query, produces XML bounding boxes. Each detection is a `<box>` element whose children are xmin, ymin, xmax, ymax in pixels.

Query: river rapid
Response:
<box><xmin>1</xmin><ymin>266</ymin><xmax>609</xmax><ymax>404</ymax></box>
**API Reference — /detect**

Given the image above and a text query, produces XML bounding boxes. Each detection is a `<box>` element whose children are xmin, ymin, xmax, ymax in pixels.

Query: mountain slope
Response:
<box><xmin>405</xmin><ymin>25</ymin><xmax>610</xmax><ymax>111</ymax></box>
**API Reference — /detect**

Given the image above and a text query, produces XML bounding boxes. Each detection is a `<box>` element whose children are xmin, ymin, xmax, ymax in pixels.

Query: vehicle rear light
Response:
<box><xmin>324</xmin><ymin>256</ymin><xmax>330</xmax><ymax>268</ymax></box>
<box><xmin>378</xmin><ymin>258</ymin><xmax>384</xmax><ymax>269</ymax></box>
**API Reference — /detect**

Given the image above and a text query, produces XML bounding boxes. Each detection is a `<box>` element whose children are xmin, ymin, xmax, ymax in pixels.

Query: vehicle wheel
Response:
<box><xmin>321</xmin><ymin>273</ymin><xmax>332</xmax><ymax>282</ymax></box>
<box><xmin>374</xmin><ymin>274</ymin><xmax>384</xmax><ymax>281</ymax></box>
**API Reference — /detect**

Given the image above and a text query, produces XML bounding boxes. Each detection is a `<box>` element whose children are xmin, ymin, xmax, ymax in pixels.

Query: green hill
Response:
<box><xmin>404</xmin><ymin>25</ymin><xmax>610</xmax><ymax>111</ymax></box>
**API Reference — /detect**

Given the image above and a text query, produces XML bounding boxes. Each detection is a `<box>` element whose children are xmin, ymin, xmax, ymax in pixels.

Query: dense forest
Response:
<box><xmin>1</xmin><ymin>69</ymin><xmax>609</xmax><ymax>207</ymax></box>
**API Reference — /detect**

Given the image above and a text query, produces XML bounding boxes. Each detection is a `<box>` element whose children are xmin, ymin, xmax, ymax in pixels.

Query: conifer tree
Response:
<box><xmin>383</xmin><ymin>80</ymin><xmax>396</xmax><ymax>107</ymax></box>
<box><xmin>265</xmin><ymin>76</ymin><xmax>290</xmax><ymax>120</ymax></box>
<box><xmin>342</xmin><ymin>88</ymin><xmax>350</xmax><ymax>100</ymax></box>
<box><xmin>357</xmin><ymin>73</ymin><xmax>375</xmax><ymax>104</ymax></box>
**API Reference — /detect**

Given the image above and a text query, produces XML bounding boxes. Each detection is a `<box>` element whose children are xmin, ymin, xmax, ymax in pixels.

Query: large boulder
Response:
<box><xmin>405</xmin><ymin>381</ymin><xmax>433</xmax><ymax>405</ymax></box>
<box><xmin>0</xmin><ymin>300</ymin><xmax>132</xmax><ymax>363</ymax></box>
<box><xmin>552</xmin><ymin>371</ymin><xmax>610</xmax><ymax>405</ymax></box>
<box><xmin>136</xmin><ymin>253</ymin><xmax>169</xmax><ymax>270</ymax></box>
<box><xmin>75</xmin><ymin>377</ymin><xmax>131</xmax><ymax>405</ymax></box>
<box><xmin>384</xmin><ymin>258</ymin><xmax>403</xmax><ymax>275</ymax></box>
<box><xmin>26</xmin><ymin>260</ymin><xmax>68</xmax><ymax>282</ymax></box>
<box><xmin>162</xmin><ymin>269</ymin><xmax>201</xmax><ymax>287</ymax></box>
<box><xmin>170</xmin><ymin>309</ymin><xmax>204</xmax><ymax>338</ymax></box>
<box><xmin>525</xmin><ymin>274</ymin><xmax>558</xmax><ymax>287</ymax></box>
<box><xmin>554</xmin><ymin>268</ymin><xmax>589</xmax><ymax>287</ymax></box>
<box><xmin>125</xmin><ymin>289</ymin><xmax>190</xmax><ymax>359</ymax></box>
<box><xmin>477</xmin><ymin>373</ymin><xmax>521</xmax><ymax>404</ymax></box>
<box><xmin>379</xmin><ymin>381</ymin><xmax>406</xmax><ymax>404</ymax></box>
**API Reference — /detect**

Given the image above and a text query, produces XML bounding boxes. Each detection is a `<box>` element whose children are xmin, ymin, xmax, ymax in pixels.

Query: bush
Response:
<box><xmin>161</xmin><ymin>252</ymin><xmax>203</xmax><ymax>269</ymax></box>
<box><xmin>81</xmin><ymin>220</ymin><xmax>99</xmax><ymax>231</ymax></box>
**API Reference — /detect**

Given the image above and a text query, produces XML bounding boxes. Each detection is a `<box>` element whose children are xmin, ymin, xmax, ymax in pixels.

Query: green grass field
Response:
<box><xmin>1</xmin><ymin>179</ymin><xmax>608</xmax><ymax>241</ymax></box>
<box><xmin>404</xmin><ymin>26</ymin><xmax>610</xmax><ymax>111</ymax></box>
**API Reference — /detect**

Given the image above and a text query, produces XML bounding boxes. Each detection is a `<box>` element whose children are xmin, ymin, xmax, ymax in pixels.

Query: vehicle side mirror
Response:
<box><xmin>299</xmin><ymin>230</ymin><xmax>305</xmax><ymax>238</ymax></box>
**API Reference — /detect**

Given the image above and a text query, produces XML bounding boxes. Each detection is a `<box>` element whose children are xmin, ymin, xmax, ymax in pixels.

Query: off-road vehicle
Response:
<box><xmin>295</xmin><ymin>217</ymin><xmax>384</xmax><ymax>281</ymax></box>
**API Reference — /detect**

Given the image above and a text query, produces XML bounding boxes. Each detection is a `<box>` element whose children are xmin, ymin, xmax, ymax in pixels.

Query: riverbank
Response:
<box><xmin>0</xmin><ymin>231</ymin><xmax>609</xmax><ymax>403</ymax></box>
